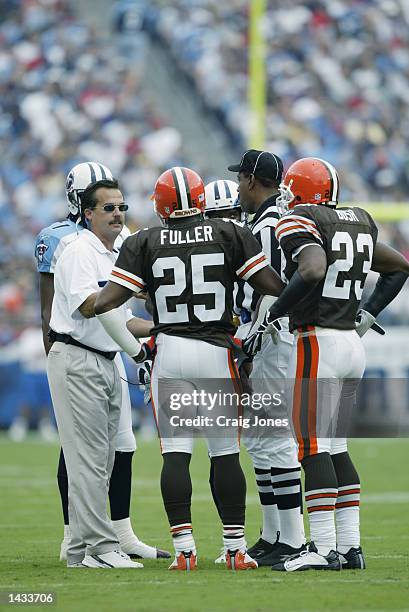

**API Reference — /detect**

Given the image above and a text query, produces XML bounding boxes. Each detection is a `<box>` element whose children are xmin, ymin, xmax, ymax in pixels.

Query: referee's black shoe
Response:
<box><xmin>247</xmin><ymin>537</ymin><xmax>275</xmax><ymax>564</ymax></box>
<box><xmin>248</xmin><ymin>535</ymin><xmax>306</xmax><ymax>567</ymax></box>
<box><xmin>338</xmin><ymin>546</ymin><xmax>366</xmax><ymax>569</ymax></box>
<box><xmin>266</xmin><ymin>540</ymin><xmax>307</xmax><ymax>568</ymax></box>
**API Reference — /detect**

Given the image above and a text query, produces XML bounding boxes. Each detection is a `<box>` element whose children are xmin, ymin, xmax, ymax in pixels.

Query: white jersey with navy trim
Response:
<box><xmin>36</xmin><ymin>218</ymin><xmax>135</xmax><ymax>453</ymax></box>
<box><xmin>35</xmin><ymin>218</ymin><xmax>131</xmax><ymax>274</ymax></box>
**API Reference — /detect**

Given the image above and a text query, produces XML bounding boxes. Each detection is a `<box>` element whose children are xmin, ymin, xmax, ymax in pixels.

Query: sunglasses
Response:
<box><xmin>96</xmin><ymin>204</ymin><xmax>129</xmax><ymax>212</ymax></box>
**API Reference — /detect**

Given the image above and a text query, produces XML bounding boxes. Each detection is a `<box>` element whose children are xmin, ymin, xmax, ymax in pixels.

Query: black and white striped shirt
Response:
<box><xmin>235</xmin><ymin>195</ymin><xmax>281</xmax><ymax>315</ymax></box>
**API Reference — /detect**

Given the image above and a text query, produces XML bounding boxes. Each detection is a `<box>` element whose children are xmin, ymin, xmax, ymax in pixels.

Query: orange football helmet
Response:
<box><xmin>277</xmin><ymin>157</ymin><xmax>340</xmax><ymax>213</ymax></box>
<box><xmin>153</xmin><ymin>166</ymin><xmax>206</xmax><ymax>221</ymax></box>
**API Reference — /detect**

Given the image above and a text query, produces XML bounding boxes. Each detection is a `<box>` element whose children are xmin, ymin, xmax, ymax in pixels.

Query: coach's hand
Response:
<box><xmin>355</xmin><ymin>309</ymin><xmax>385</xmax><ymax>337</ymax></box>
<box><xmin>132</xmin><ymin>342</ymin><xmax>153</xmax><ymax>364</ymax></box>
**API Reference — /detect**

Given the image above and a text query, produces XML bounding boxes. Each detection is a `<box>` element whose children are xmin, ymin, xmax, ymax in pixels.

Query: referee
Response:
<box><xmin>228</xmin><ymin>150</ymin><xmax>305</xmax><ymax>565</ymax></box>
<box><xmin>47</xmin><ymin>178</ymin><xmax>146</xmax><ymax>569</ymax></box>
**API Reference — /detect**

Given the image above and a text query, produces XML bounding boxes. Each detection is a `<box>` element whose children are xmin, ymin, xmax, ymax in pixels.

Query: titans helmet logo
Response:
<box><xmin>66</xmin><ymin>171</ymin><xmax>74</xmax><ymax>192</ymax></box>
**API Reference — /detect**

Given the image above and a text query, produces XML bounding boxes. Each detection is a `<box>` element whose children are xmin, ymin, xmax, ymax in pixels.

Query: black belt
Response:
<box><xmin>50</xmin><ymin>331</ymin><xmax>117</xmax><ymax>361</ymax></box>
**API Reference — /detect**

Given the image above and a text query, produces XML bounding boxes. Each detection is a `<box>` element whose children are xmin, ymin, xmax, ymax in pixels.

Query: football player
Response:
<box><xmin>204</xmin><ymin>178</ymin><xmax>240</xmax><ymax>561</ymax></box>
<box><xmin>244</xmin><ymin>157</ymin><xmax>409</xmax><ymax>571</ymax></box>
<box><xmin>94</xmin><ymin>166</ymin><xmax>286</xmax><ymax>570</ymax></box>
<box><xmin>204</xmin><ymin>179</ymin><xmax>241</xmax><ymax>222</ymax></box>
<box><xmin>35</xmin><ymin>162</ymin><xmax>169</xmax><ymax>561</ymax></box>
<box><xmin>204</xmin><ymin>178</ymin><xmax>251</xmax><ymax>564</ymax></box>
<box><xmin>227</xmin><ymin>150</ymin><xmax>306</xmax><ymax>566</ymax></box>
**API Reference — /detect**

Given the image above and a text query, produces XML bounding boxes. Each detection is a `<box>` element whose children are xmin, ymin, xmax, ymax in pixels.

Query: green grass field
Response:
<box><xmin>0</xmin><ymin>436</ymin><xmax>408</xmax><ymax>611</ymax></box>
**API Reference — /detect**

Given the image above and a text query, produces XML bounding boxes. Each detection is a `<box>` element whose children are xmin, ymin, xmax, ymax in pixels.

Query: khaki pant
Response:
<box><xmin>47</xmin><ymin>342</ymin><xmax>122</xmax><ymax>563</ymax></box>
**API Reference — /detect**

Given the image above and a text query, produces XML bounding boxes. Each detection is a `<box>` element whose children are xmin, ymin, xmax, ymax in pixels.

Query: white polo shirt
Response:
<box><xmin>50</xmin><ymin>229</ymin><xmax>132</xmax><ymax>351</ymax></box>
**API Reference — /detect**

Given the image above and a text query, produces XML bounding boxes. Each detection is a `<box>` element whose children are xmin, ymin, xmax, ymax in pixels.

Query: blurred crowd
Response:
<box><xmin>1</xmin><ymin>0</ymin><xmax>409</xmax><ymax>353</ymax></box>
<box><xmin>0</xmin><ymin>0</ymin><xmax>185</xmax><ymax>344</ymax></box>
<box><xmin>148</xmin><ymin>0</ymin><xmax>409</xmax><ymax>202</ymax></box>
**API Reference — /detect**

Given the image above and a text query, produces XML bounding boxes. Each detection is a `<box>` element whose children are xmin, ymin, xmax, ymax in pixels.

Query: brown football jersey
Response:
<box><xmin>109</xmin><ymin>216</ymin><xmax>268</xmax><ymax>347</ymax></box>
<box><xmin>275</xmin><ymin>204</ymin><xmax>378</xmax><ymax>331</ymax></box>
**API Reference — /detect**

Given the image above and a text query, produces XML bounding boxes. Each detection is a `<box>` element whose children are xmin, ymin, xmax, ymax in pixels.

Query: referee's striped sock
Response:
<box><xmin>271</xmin><ymin>466</ymin><xmax>305</xmax><ymax>548</ymax></box>
<box><xmin>254</xmin><ymin>467</ymin><xmax>279</xmax><ymax>544</ymax></box>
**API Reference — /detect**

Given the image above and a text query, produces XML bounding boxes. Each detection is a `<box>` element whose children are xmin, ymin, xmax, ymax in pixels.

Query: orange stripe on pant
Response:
<box><xmin>228</xmin><ymin>349</ymin><xmax>242</xmax><ymax>445</ymax></box>
<box><xmin>293</xmin><ymin>329</ymin><xmax>319</xmax><ymax>462</ymax></box>
<box><xmin>292</xmin><ymin>336</ymin><xmax>305</xmax><ymax>460</ymax></box>
<box><xmin>307</xmin><ymin>331</ymin><xmax>319</xmax><ymax>456</ymax></box>
<box><xmin>149</xmin><ymin>357</ymin><xmax>163</xmax><ymax>454</ymax></box>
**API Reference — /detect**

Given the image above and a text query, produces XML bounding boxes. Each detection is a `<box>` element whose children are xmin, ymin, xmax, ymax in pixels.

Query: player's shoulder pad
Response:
<box><xmin>283</xmin><ymin>204</ymin><xmax>318</xmax><ymax>220</ymax></box>
<box><xmin>128</xmin><ymin>227</ymin><xmax>149</xmax><ymax>237</ymax></box>
<box><xmin>35</xmin><ymin>220</ymin><xmax>77</xmax><ymax>270</ymax></box>
<box><xmin>347</xmin><ymin>205</ymin><xmax>376</xmax><ymax>224</ymax></box>
<box><xmin>218</xmin><ymin>217</ymin><xmax>252</xmax><ymax>238</ymax></box>
<box><xmin>276</xmin><ymin>204</ymin><xmax>324</xmax><ymax>245</ymax></box>
<box><xmin>38</xmin><ymin>219</ymin><xmax>77</xmax><ymax>239</ymax></box>
<box><xmin>121</xmin><ymin>226</ymin><xmax>152</xmax><ymax>248</ymax></box>
<box><xmin>276</xmin><ymin>205</ymin><xmax>314</xmax><ymax>231</ymax></box>
<box><xmin>222</xmin><ymin>218</ymin><xmax>243</xmax><ymax>227</ymax></box>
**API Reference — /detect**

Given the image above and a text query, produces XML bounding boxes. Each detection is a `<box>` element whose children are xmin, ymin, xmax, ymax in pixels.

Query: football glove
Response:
<box><xmin>138</xmin><ymin>361</ymin><xmax>152</xmax><ymax>405</ymax></box>
<box><xmin>241</xmin><ymin>329</ymin><xmax>263</xmax><ymax>359</ymax></box>
<box><xmin>355</xmin><ymin>309</ymin><xmax>385</xmax><ymax>337</ymax></box>
<box><xmin>242</xmin><ymin>312</ymin><xmax>282</xmax><ymax>357</ymax></box>
<box><xmin>262</xmin><ymin>314</ymin><xmax>283</xmax><ymax>345</ymax></box>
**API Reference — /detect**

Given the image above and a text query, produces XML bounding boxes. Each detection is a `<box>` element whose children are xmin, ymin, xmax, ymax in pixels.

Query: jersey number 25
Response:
<box><xmin>153</xmin><ymin>254</ymin><xmax>225</xmax><ymax>323</ymax></box>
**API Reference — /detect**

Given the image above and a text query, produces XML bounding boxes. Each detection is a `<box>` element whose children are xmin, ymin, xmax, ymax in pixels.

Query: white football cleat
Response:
<box><xmin>82</xmin><ymin>550</ymin><xmax>143</xmax><ymax>569</ymax></box>
<box><xmin>277</xmin><ymin>542</ymin><xmax>341</xmax><ymax>572</ymax></box>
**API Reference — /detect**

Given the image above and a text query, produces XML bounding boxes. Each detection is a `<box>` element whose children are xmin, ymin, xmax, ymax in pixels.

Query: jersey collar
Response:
<box><xmin>167</xmin><ymin>215</ymin><xmax>204</xmax><ymax>229</ymax></box>
<box><xmin>251</xmin><ymin>194</ymin><xmax>279</xmax><ymax>226</ymax></box>
<box><xmin>82</xmin><ymin>229</ymin><xmax>113</xmax><ymax>254</ymax></box>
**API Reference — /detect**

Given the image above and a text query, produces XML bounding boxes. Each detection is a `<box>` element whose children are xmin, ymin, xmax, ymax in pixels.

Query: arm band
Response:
<box><xmin>96</xmin><ymin>308</ymin><xmax>142</xmax><ymax>358</ymax></box>
<box><xmin>364</xmin><ymin>271</ymin><xmax>408</xmax><ymax>317</ymax></box>
<box><xmin>269</xmin><ymin>270</ymin><xmax>318</xmax><ymax>319</ymax></box>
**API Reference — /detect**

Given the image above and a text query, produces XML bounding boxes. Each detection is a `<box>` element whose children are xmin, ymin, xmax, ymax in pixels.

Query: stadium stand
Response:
<box><xmin>0</xmin><ymin>0</ymin><xmax>186</xmax><ymax>342</ymax></box>
<box><xmin>1</xmin><ymin>0</ymin><xmax>409</xmax><ymax>431</ymax></box>
<box><xmin>147</xmin><ymin>0</ymin><xmax>409</xmax><ymax>201</ymax></box>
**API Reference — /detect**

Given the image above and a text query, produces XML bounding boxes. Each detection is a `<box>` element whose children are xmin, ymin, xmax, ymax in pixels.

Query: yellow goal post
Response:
<box><xmin>347</xmin><ymin>204</ymin><xmax>409</xmax><ymax>222</ymax></box>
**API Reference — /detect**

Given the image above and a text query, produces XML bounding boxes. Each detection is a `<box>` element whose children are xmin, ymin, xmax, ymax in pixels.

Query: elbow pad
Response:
<box><xmin>96</xmin><ymin>308</ymin><xmax>142</xmax><ymax>358</ymax></box>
